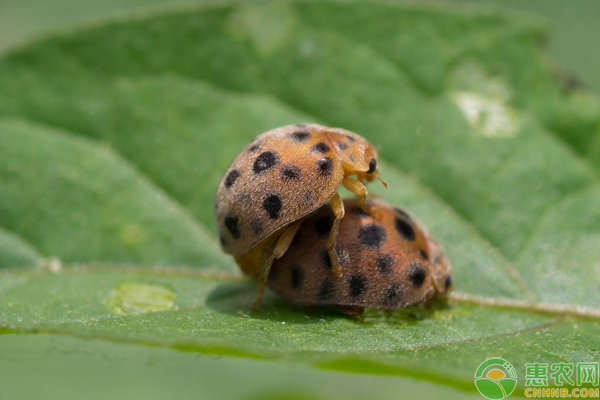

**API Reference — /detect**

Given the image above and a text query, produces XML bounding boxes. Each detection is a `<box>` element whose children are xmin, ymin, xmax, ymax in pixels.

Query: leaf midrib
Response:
<box><xmin>4</xmin><ymin>264</ymin><xmax>600</xmax><ymax>321</ymax></box>
<box><xmin>0</xmin><ymin>262</ymin><xmax>592</xmax><ymax>394</ymax></box>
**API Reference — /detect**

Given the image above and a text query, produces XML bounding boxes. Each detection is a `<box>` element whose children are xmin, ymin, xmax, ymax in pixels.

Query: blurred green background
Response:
<box><xmin>1</xmin><ymin>0</ymin><xmax>599</xmax><ymax>91</ymax></box>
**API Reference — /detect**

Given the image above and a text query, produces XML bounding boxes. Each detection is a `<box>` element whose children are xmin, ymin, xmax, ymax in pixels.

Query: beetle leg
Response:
<box><xmin>342</xmin><ymin>176</ymin><xmax>368</xmax><ymax>204</ymax></box>
<box><xmin>252</xmin><ymin>220</ymin><xmax>302</xmax><ymax>310</ymax></box>
<box><xmin>251</xmin><ymin>252</ymin><xmax>274</xmax><ymax>311</ymax></box>
<box><xmin>273</xmin><ymin>220</ymin><xmax>302</xmax><ymax>259</ymax></box>
<box><xmin>342</xmin><ymin>176</ymin><xmax>378</xmax><ymax>217</ymax></box>
<box><xmin>328</xmin><ymin>192</ymin><xmax>345</xmax><ymax>279</ymax></box>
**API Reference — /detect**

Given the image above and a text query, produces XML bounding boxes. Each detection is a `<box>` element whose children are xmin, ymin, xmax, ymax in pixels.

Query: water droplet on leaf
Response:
<box><xmin>107</xmin><ymin>282</ymin><xmax>175</xmax><ymax>315</ymax></box>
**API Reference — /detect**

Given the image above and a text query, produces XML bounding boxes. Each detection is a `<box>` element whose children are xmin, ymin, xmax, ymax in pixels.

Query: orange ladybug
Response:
<box><xmin>267</xmin><ymin>198</ymin><xmax>452</xmax><ymax>315</ymax></box>
<box><xmin>215</xmin><ymin>124</ymin><xmax>385</xmax><ymax>308</ymax></box>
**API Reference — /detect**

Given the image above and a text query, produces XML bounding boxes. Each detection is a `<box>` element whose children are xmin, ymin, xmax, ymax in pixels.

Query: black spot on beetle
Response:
<box><xmin>311</xmin><ymin>142</ymin><xmax>330</xmax><ymax>153</ymax></box>
<box><xmin>320</xmin><ymin>250</ymin><xmax>332</xmax><ymax>270</ymax></box>
<box><xmin>280</xmin><ymin>165</ymin><xmax>302</xmax><ymax>181</ymax></box>
<box><xmin>358</xmin><ymin>223</ymin><xmax>387</xmax><ymax>249</ymax></box>
<box><xmin>367</xmin><ymin>158</ymin><xmax>377</xmax><ymax>174</ymax></box>
<box><xmin>314</xmin><ymin>215</ymin><xmax>333</xmax><ymax>236</ymax></box>
<box><xmin>224</xmin><ymin>169</ymin><xmax>240</xmax><ymax>188</ymax></box>
<box><xmin>291</xmin><ymin>131</ymin><xmax>311</xmax><ymax>142</ymax></box>
<box><xmin>318</xmin><ymin>280</ymin><xmax>336</xmax><ymax>301</ymax></box>
<box><xmin>291</xmin><ymin>264</ymin><xmax>304</xmax><ymax>289</ymax></box>
<box><xmin>445</xmin><ymin>276</ymin><xmax>452</xmax><ymax>291</ymax></box>
<box><xmin>408</xmin><ymin>261</ymin><xmax>426</xmax><ymax>287</ymax></box>
<box><xmin>395</xmin><ymin>218</ymin><xmax>416</xmax><ymax>241</ymax></box>
<box><xmin>376</xmin><ymin>254</ymin><xmax>395</xmax><ymax>275</ymax></box>
<box><xmin>317</xmin><ymin>157</ymin><xmax>333</xmax><ymax>176</ymax></box>
<box><xmin>224</xmin><ymin>215</ymin><xmax>240</xmax><ymax>239</ymax></box>
<box><xmin>219</xmin><ymin>235</ymin><xmax>227</xmax><ymax>247</ymax></box>
<box><xmin>251</xmin><ymin>218</ymin><xmax>263</xmax><ymax>235</ymax></box>
<box><xmin>419</xmin><ymin>249</ymin><xmax>428</xmax><ymax>261</ymax></box>
<box><xmin>383</xmin><ymin>283</ymin><xmax>403</xmax><ymax>306</ymax></box>
<box><xmin>263</xmin><ymin>194</ymin><xmax>283</xmax><ymax>219</ymax></box>
<box><xmin>349</xmin><ymin>275</ymin><xmax>369</xmax><ymax>298</ymax></box>
<box><xmin>346</xmin><ymin>134</ymin><xmax>356</xmax><ymax>143</ymax></box>
<box><xmin>253</xmin><ymin>151</ymin><xmax>280</xmax><ymax>174</ymax></box>
<box><xmin>394</xmin><ymin>208</ymin><xmax>411</xmax><ymax>220</ymax></box>
<box><xmin>248</xmin><ymin>143</ymin><xmax>260</xmax><ymax>153</ymax></box>
<box><xmin>348</xmin><ymin>154</ymin><xmax>356</xmax><ymax>163</ymax></box>
<box><xmin>337</xmin><ymin>141</ymin><xmax>348</xmax><ymax>150</ymax></box>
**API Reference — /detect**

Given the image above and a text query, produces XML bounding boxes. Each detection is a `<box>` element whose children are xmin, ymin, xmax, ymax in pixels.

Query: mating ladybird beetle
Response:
<box><xmin>215</xmin><ymin>124</ymin><xmax>385</xmax><ymax>308</ymax></box>
<box><xmin>267</xmin><ymin>198</ymin><xmax>452</xmax><ymax>316</ymax></box>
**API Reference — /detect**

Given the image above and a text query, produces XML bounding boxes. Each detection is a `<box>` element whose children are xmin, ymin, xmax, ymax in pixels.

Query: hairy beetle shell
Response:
<box><xmin>267</xmin><ymin>198</ymin><xmax>452</xmax><ymax>310</ymax></box>
<box><xmin>215</xmin><ymin>123</ymin><xmax>381</xmax><ymax>256</ymax></box>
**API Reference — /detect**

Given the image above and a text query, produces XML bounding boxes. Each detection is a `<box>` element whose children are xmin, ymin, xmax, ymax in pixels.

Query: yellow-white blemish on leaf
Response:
<box><xmin>453</xmin><ymin>91</ymin><xmax>520</xmax><ymax>138</ymax></box>
<box><xmin>226</xmin><ymin>2</ymin><xmax>298</xmax><ymax>56</ymax></box>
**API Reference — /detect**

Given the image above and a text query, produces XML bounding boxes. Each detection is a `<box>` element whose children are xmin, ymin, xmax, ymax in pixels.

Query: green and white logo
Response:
<box><xmin>474</xmin><ymin>358</ymin><xmax>518</xmax><ymax>399</ymax></box>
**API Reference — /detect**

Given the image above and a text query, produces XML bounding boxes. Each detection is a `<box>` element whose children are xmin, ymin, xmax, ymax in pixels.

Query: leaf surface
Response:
<box><xmin>1</xmin><ymin>1</ymin><xmax>599</xmax><ymax>394</ymax></box>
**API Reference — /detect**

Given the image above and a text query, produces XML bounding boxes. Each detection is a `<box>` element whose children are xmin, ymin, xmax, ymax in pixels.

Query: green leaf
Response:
<box><xmin>0</xmin><ymin>118</ymin><xmax>232</xmax><ymax>269</ymax></box>
<box><xmin>1</xmin><ymin>0</ymin><xmax>600</xmax><ymax>396</ymax></box>
<box><xmin>0</xmin><ymin>226</ymin><xmax>41</xmax><ymax>268</ymax></box>
<box><xmin>1</xmin><ymin>266</ymin><xmax>600</xmax><ymax>393</ymax></box>
<box><xmin>0</xmin><ymin>333</ymin><xmax>486</xmax><ymax>400</ymax></box>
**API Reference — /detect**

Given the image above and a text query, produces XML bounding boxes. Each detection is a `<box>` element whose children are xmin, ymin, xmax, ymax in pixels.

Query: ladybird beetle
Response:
<box><xmin>267</xmin><ymin>198</ymin><xmax>452</xmax><ymax>315</ymax></box>
<box><xmin>215</xmin><ymin>124</ymin><xmax>386</xmax><ymax>308</ymax></box>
